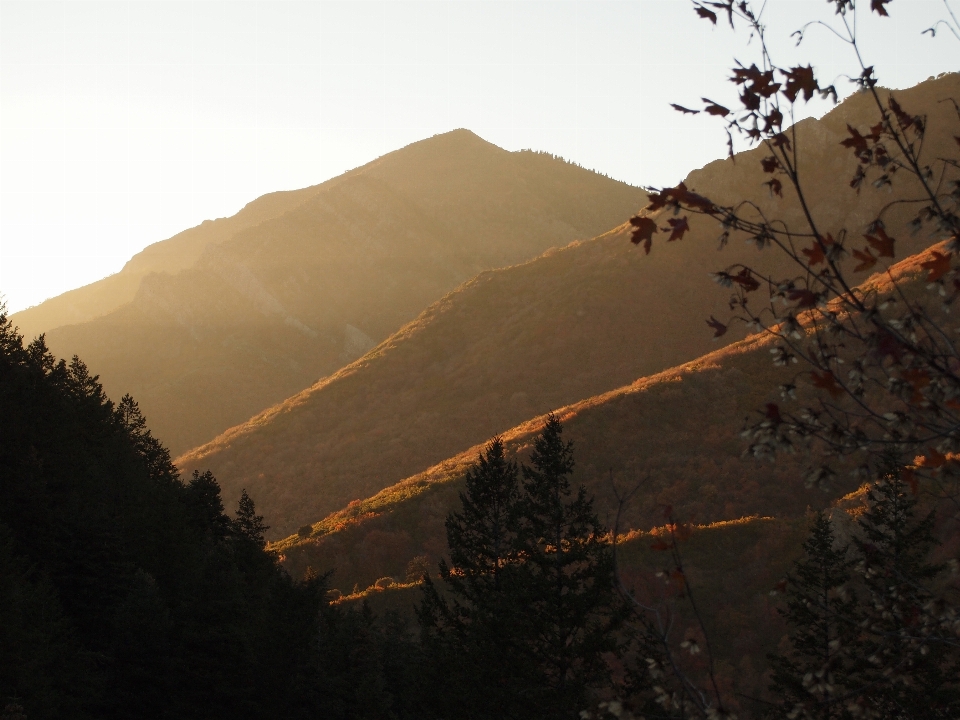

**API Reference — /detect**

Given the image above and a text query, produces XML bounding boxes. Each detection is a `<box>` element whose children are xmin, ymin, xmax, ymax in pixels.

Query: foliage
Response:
<box><xmin>419</xmin><ymin>420</ymin><xmax>625</xmax><ymax>719</ymax></box>
<box><xmin>617</xmin><ymin>0</ymin><xmax>960</xmax><ymax>716</ymax></box>
<box><xmin>0</xmin><ymin>305</ymin><xmax>420</xmax><ymax>719</ymax></box>
<box><xmin>767</xmin><ymin>512</ymin><xmax>860</xmax><ymax>719</ymax></box>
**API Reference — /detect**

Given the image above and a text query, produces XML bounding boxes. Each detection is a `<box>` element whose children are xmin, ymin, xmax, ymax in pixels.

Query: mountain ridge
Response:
<box><xmin>176</xmin><ymin>73</ymin><xmax>960</xmax><ymax>537</ymax></box>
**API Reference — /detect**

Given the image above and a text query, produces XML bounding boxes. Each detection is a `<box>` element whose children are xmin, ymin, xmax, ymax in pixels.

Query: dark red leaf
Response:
<box><xmin>694</xmin><ymin>4</ymin><xmax>718</xmax><ymax>23</ymax></box>
<box><xmin>765</xmin><ymin>403</ymin><xmax>782</xmax><ymax>423</ymax></box>
<box><xmin>663</xmin><ymin>216</ymin><xmax>691</xmax><ymax>242</ymax></box>
<box><xmin>732</xmin><ymin>268</ymin><xmax>760</xmax><ymax>292</ymax></box>
<box><xmin>629</xmin><ymin>216</ymin><xmax>658</xmax><ymax>254</ymax></box>
<box><xmin>871</xmin><ymin>0</ymin><xmax>891</xmax><ymax>15</ymax></box>
<box><xmin>707</xmin><ymin>316</ymin><xmax>727</xmax><ymax>338</ymax></box>
<box><xmin>811</xmin><ymin>370</ymin><xmax>844</xmax><ymax>399</ymax></box>
<box><xmin>761</xmin><ymin>156</ymin><xmax>781</xmax><ymax>173</ymax></box>
<box><xmin>921</xmin><ymin>250</ymin><xmax>952</xmax><ymax>281</ymax></box>
<box><xmin>671</xmin><ymin>103</ymin><xmax>700</xmax><ymax>115</ymax></box>
<box><xmin>783</xmin><ymin>65</ymin><xmax>818</xmax><ymax>102</ymax></box>
<box><xmin>702</xmin><ymin>98</ymin><xmax>730</xmax><ymax>116</ymax></box>
<box><xmin>802</xmin><ymin>242</ymin><xmax>825</xmax><ymax>266</ymax></box>
<box><xmin>789</xmin><ymin>288</ymin><xmax>819</xmax><ymax>308</ymax></box>
<box><xmin>865</xmin><ymin>227</ymin><xmax>895</xmax><ymax>258</ymax></box>
<box><xmin>765</xmin><ymin>178</ymin><xmax>783</xmax><ymax>197</ymax></box>
<box><xmin>841</xmin><ymin>124</ymin><xmax>869</xmax><ymax>156</ymax></box>
<box><xmin>852</xmin><ymin>247</ymin><xmax>878</xmax><ymax>273</ymax></box>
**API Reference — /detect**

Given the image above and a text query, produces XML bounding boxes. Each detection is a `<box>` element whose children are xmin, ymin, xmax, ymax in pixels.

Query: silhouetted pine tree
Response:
<box><xmin>234</xmin><ymin>489</ymin><xmax>269</xmax><ymax>547</ymax></box>
<box><xmin>517</xmin><ymin>414</ymin><xmax>625</xmax><ymax>718</ymax></box>
<box><xmin>842</xmin><ymin>465</ymin><xmax>960</xmax><ymax>719</ymax></box>
<box><xmin>767</xmin><ymin>512</ymin><xmax>859</xmax><ymax>720</ymax></box>
<box><xmin>418</xmin><ymin>437</ymin><xmax>535</xmax><ymax>719</ymax></box>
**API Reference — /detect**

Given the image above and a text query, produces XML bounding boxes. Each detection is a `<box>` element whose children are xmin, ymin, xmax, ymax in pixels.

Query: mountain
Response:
<box><xmin>271</xmin><ymin>240</ymin><xmax>944</xmax><ymax>596</ymax></box>
<box><xmin>23</xmin><ymin>130</ymin><xmax>644</xmax><ymax>455</ymax></box>
<box><xmin>11</xmin><ymin>184</ymin><xmax>324</xmax><ymax>341</ymax></box>
<box><xmin>177</xmin><ymin>73</ymin><xmax>960</xmax><ymax>537</ymax></box>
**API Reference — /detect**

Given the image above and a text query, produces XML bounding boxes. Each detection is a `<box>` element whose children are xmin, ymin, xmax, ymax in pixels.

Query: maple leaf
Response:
<box><xmin>694</xmin><ymin>4</ymin><xmax>718</xmax><ymax>23</ymax></box>
<box><xmin>763</xmin><ymin>108</ymin><xmax>784</xmax><ymax>132</ymax></box>
<box><xmin>868</xmin><ymin>121</ymin><xmax>885</xmax><ymax>142</ymax></box>
<box><xmin>732</xmin><ymin>268</ymin><xmax>760</xmax><ymax>292</ymax></box>
<box><xmin>811</xmin><ymin>370</ymin><xmax>845</xmax><ymax>399</ymax></box>
<box><xmin>921</xmin><ymin>250</ymin><xmax>952</xmax><ymax>281</ymax></box>
<box><xmin>771</xmin><ymin>132</ymin><xmax>791</xmax><ymax>150</ymax></box>
<box><xmin>765</xmin><ymin>178</ymin><xmax>783</xmax><ymax>197</ymax></box>
<box><xmin>871</xmin><ymin>0</ymin><xmax>891</xmax><ymax>15</ymax></box>
<box><xmin>841</xmin><ymin>124</ymin><xmax>869</xmax><ymax>156</ymax></box>
<box><xmin>865</xmin><ymin>227</ymin><xmax>895</xmax><ymax>258</ymax></box>
<box><xmin>761</xmin><ymin>156</ymin><xmax>781</xmax><ymax>173</ymax></box>
<box><xmin>802</xmin><ymin>242</ymin><xmax>825</xmax><ymax>266</ymax></box>
<box><xmin>789</xmin><ymin>288</ymin><xmax>819</xmax><ymax>308</ymax></box>
<box><xmin>740</xmin><ymin>89</ymin><xmax>761</xmax><ymax>111</ymax></box>
<box><xmin>629</xmin><ymin>215</ymin><xmax>658</xmax><ymax>254</ymax></box>
<box><xmin>660</xmin><ymin>182</ymin><xmax>717</xmax><ymax>213</ymax></box>
<box><xmin>852</xmin><ymin>247</ymin><xmax>878</xmax><ymax>273</ymax></box>
<box><xmin>702</xmin><ymin>98</ymin><xmax>730</xmax><ymax>116</ymax></box>
<box><xmin>782</xmin><ymin>65</ymin><xmax>818</xmax><ymax>102</ymax></box>
<box><xmin>955</xmin><ymin>136</ymin><xmax>960</xmax><ymax>148</ymax></box>
<box><xmin>663</xmin><ymin>216</ymin><xmax>691</xmax><ymax>242</ymax></box>
<box><xmin>671</xmin><ymin>103</ymin><xmax>700</xmax><ymax>115</ymax></box>
<box><xmin>707</xmin><ymin>316</ymin><xmax>728</xmax><ymax>339</ymax></box>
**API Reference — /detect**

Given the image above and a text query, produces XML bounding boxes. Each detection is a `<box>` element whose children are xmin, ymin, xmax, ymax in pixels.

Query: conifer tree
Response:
<box><xmin>842</xmin><ymin>466</ymin><xmax>960</xmax><ymax>719</ymax></box>
<box><xmin>516</xmin><ymin>414</ymin><xmax>624</xmax><ymax>716</ymax></box>
<box><xmin>768</xmin><ymin>512</ymin><xmax>859</xmax><ymax>720</ymax></box>
<box><xmin>234</xmin><ymin>489</ymin><xmax>269</xmax><ymax>547</ymax></box>
<box><xmin>418</xmin><ymin>437</ymin><xmax>533</xmax><ymax>719</ymax></box>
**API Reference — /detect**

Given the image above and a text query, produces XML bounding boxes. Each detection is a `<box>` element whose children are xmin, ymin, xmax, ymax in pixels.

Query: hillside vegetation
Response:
<box><xmin>179</xmin><ymin>73</ymin><xmax>960</xmax><ymax>537</ymax></box>
<box><xmin>26</xmin><ymin>130</ymin><xmax>643</xmax><ymax>456</ymax></box>
<box><xmin>272</xmin><ymin>235</ymin><xmax>949</xmax><ymax>595</ymax></box>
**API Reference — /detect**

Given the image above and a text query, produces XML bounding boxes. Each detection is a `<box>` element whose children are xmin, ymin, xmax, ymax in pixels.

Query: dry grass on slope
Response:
<box><xmin>272</xmin><ymin>239</ymin><xmax>951</xmax><ymax>598</ymax></box>
<box><xmin>177</xmin><ymin>73</ymin><xmax>959</xmax><ymax>538</ymax></box>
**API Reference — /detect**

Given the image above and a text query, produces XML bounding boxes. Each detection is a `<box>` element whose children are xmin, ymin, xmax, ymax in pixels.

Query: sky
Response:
<box><xmin>0</xmin><ymin>0</ymin><xmax>956</xmax><ymax>314</ymax></box>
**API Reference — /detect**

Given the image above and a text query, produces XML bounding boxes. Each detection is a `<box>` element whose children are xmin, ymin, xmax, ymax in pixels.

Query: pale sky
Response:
<box><xmin>0</xmin><ymin>0</ymin><xmax>956</xmax><ymax>314</ymax></box>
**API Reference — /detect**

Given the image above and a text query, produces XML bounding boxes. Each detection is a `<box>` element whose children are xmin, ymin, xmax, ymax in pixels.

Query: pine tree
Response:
<box><xmin>842</xmin><ymin>466</ymin><xmax>960</xmax><ymax>719</ymax></box>
<box><xmin>234</xmin><ymin>489</ymin><xmax>269</xmax><ymax>547</ymax></box>
<box><xmin>768</xmin><ymin>512</ymin><xmax>859</xmax><ymax>720</ymax></box>
<box><xmin>516</xmin><ymin>414</ymin><xmax>624</xmax><ymax>717</ymax></box>
<box><xmin>417</xmin><ymin>437</ymin><xmax>534</xmax><ymax>719</ymax></box>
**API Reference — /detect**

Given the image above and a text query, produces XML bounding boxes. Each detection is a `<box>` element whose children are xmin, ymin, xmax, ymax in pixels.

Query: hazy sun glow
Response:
<box><xmin>1</xmin><ymin>0</ymin><xmax>955</xmax><ymax>313</ymax></box>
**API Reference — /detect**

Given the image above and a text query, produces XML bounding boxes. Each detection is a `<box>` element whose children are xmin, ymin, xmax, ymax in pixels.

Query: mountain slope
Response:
<box><xmin>11</xmin><ymin>184</ymin><xmax>325</xmax><ymax>340</ymax></box>
<box><xmin>178</xmin><ymin>73</ymin><xmax>960</xmax><ymax>536</ymax></box>
<box><xmin>271</xmin><ymin>240</ymin><xmax>946</xmax><ymax>594</ymax></box>
<box><xmin>31</xmin><ymin>130</ymin><xmax>644</xmax><ymax>455</ymax></box>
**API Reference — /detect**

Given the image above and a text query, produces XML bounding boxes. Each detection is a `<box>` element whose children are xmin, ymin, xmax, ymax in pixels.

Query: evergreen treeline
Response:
<box><xmin>0</xmin><ymin>308</ymin><xmax>420</xmax><ymax>720</ymax></box>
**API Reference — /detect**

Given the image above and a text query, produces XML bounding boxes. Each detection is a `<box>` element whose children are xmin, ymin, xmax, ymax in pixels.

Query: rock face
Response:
<box><xmin>26</xmin><ymin>130</ymin><xmax>645</xmax><ymax>455</ymax></box>
<box><xmin>177</xmin><ymin>74</ymin><xmax>960</xmax><ymax>537</ymax></box>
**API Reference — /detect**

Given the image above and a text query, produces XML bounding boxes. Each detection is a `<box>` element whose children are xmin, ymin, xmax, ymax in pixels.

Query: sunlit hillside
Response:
<box><xmin>11</xmin><ymin>184</ymin><xmax>324</xmax><ymax>340</ymax></box>
<box><xmin>26</xmin><ymin>130</ymin><xmax>644</xmax><ymax>455</ymax></box>
<box><xmin>271</xmin><ymin>240</ymin><xmax>951</xmax><ymax>596</ymax></box>
<box><xmin>178</xmin><ymin>73</ymin><xmax>960</xmax><ymax>537</ymax></box>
